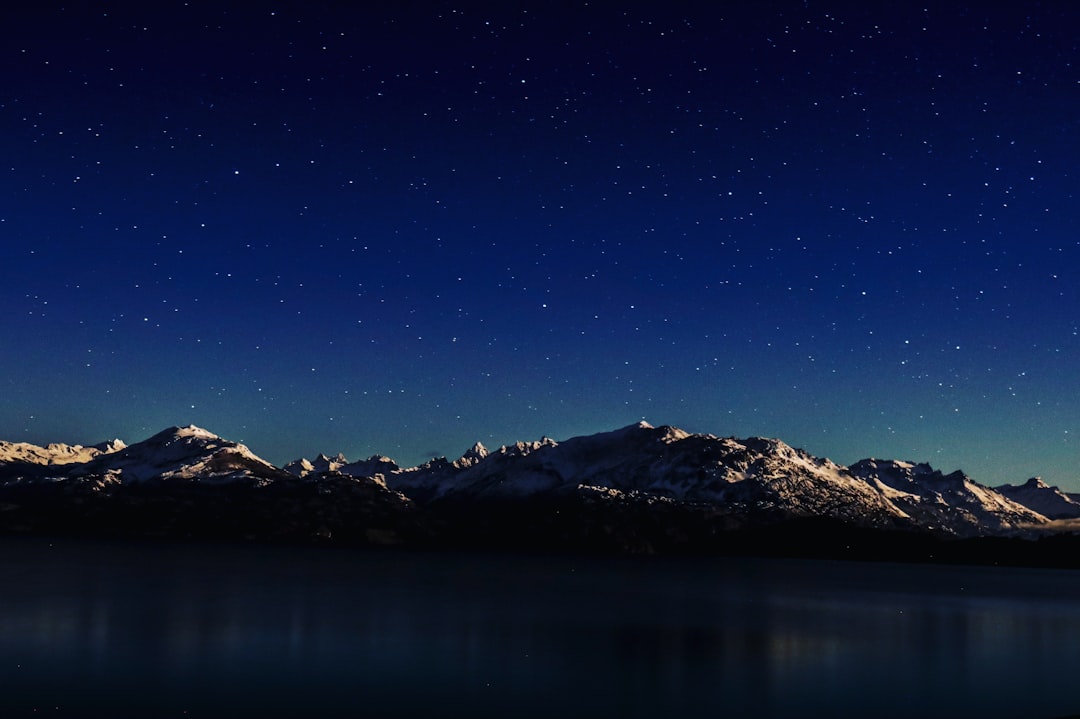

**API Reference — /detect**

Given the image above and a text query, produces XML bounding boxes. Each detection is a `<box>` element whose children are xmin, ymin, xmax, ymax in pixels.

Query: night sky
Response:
<box><xmin>3</xmin><ymin>2</ymin><xmax>1078</xmax><ymax>488</ymax></box>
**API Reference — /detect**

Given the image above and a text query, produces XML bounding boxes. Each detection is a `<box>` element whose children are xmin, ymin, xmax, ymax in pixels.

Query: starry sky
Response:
<box><xmin>3</xmin><ymin>2</ymin><xmax>1078</xmax><ymax>488</ymax></box>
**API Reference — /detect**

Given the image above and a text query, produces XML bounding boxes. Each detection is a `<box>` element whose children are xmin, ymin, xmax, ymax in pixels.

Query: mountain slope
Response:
<box><xmin>847</xmin><ymin>459</ymin><xmax>1049</xmax><ymax>535</ymax></box>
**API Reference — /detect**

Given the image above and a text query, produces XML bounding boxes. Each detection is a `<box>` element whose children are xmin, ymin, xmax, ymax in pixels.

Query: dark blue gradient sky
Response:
<box><xmin>3</xmin><ymin>2</ymin><xmax>1078</xmax><ymax>487</ymax></box>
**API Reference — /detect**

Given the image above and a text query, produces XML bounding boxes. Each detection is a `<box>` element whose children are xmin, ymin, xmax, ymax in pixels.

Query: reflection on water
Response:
<box><xmin>2</xmin><ymin>537</ymin><xmax>1079</xmax><ymax>718</ymax></box>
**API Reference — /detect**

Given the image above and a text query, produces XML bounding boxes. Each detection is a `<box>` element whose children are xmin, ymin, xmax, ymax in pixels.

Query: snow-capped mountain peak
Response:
<box><xmin>453</xmin><ymin>442</ymin><xmax>489</xmax><ymax>468</ymax></box>
<box><xmin>285</xmin><ymin>451</ymin><xmax>403</xmax><ymax>479</ymax></box>
<box><xmin>994</xmin><ymin>477</ymin><xmax>1080</xmax><ymax>520</ymax></box>
<box><xmin>309</xmin><ymin>453</ymin><xmax>348</xmax><ymax>473</ymax></box>
<box><xmin>169</xmin><ymin>425</ymin><xmax>221</xmax><ymax>441</ymax></box>
<box><xmin>93</xmin><ymin>438</ymin><xmax>127</xmax><ymax>453</ymax></box>
<box><xmin>75</xmin><ymin>425</ymin><xmax>282</xmax><ymax>484</ymax></box>
<box><xmin>285</xmin><ymin>452</ymin><xmax>344</xmax><ymax>477</ymax></box>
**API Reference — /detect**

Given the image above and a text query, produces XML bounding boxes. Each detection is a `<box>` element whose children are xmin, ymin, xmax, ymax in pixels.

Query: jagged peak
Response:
<box><xmin>494</xmin><ymin>437</ymin><xmax>557</xmax><ymax>458</ymax></box>
<box><xmin>93</xmin><ymin>438</ymin><xmax>127</xmax><ymax>453</ymax></box>
<box><xmin>465</xmin><ymin>441</ymin><xmax>488</xmax><ymax>457</ymax></box>
<box><xmin>453</xmin><ymin>441</ymin><xmax>490</xmax><ymax>469</ymax></box>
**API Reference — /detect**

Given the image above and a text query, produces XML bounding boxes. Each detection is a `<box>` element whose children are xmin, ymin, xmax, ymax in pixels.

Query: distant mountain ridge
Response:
<box><xmin>0</xmin><ymin>438</ymin><xmax>126</xmax><ymax>466</ymax></box>
<box><xmin>287</xmin><ymin>421</ymin><xmax>1069</xmax><ymax>536</ymax></box>
<box><xmin>2</xmin><ymin>421</ymin><xmax>1079</xmax><ymax>556</ymax></box>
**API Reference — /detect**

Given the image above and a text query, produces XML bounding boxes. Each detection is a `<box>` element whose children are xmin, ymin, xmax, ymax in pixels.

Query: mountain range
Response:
<box><xmin>3</xmin><ymin>421</ymin><xmax>1079</xmax><ymax>561</ymax></box>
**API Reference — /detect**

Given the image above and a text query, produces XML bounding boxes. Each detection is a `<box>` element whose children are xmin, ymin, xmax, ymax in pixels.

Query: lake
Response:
<box><xmin>1</xmin><ymin>537</ymin><xmax>1079</xmax><ymax>718</ymax></box>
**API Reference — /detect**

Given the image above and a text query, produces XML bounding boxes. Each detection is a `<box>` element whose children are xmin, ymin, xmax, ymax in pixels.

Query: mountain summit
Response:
<box><xmin>73</xmin><ymin>425</ymin><xmax>286</xmax><ymax>484</ymax></box>
<box><xmin>994</xmin><ymin>477</ymin><xmax>1080</xmax><ymax>520</ymax></box>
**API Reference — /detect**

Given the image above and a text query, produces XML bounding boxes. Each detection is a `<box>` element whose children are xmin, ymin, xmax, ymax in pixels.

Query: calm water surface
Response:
<box><xmin>2</xmin><ymin>537</ymin><xmax>1079</xmax><ymax>718</ymax></box>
